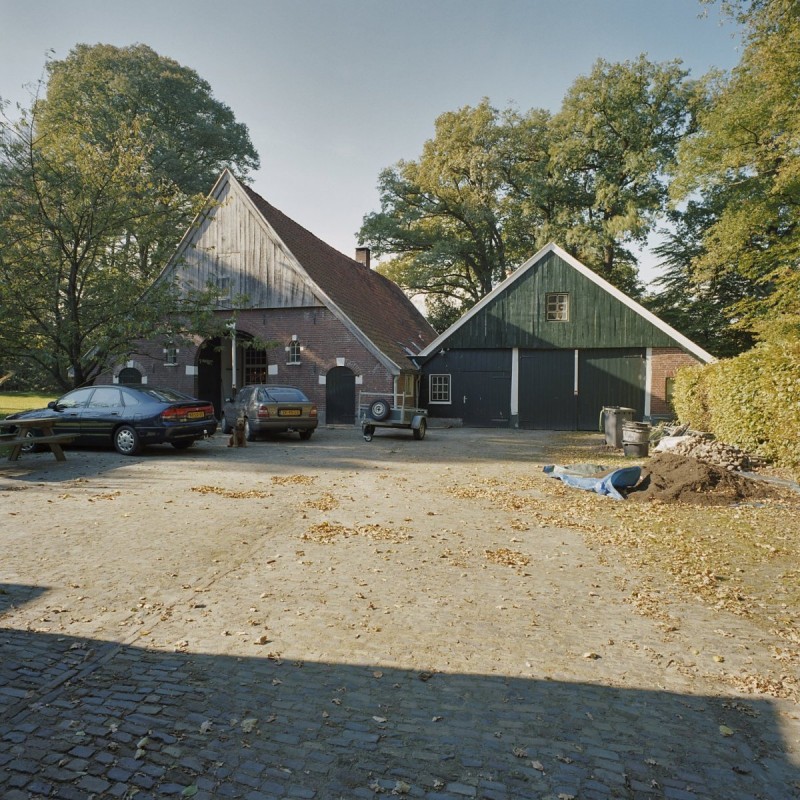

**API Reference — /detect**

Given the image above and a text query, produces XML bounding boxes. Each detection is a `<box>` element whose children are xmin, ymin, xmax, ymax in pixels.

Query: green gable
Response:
<box><xmin>439</xmin><ymin>250</ymin><xmax>683</xmax><ymax>351</ymax></box>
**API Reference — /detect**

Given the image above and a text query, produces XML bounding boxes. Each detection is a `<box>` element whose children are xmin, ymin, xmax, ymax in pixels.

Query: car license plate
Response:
<box><xmin>278</xmin><ymin>408</ymin><xmax>301</xmax><ymax>417</ymax></box>
<box><xmin>187</xmin><ymin>411</ymin><xmax>204</xmax><ymax>419</ymax></box>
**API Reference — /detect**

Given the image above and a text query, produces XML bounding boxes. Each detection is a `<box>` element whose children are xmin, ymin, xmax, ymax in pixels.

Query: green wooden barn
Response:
<box><xmin>417</xmin><ymin>243</ymin><xmax>714</xmax><ymax>429</ymax></box>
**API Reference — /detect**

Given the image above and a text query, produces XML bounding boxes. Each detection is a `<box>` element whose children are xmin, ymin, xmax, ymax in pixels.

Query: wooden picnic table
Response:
<box><xmin>0</xmin><ymin>417</ymin><xmax>75</xmax><ymax>462</ymax></box>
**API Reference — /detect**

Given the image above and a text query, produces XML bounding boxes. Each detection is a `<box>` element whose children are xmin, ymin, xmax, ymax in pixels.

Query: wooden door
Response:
<box><xmin>518</xmin><ymin>350</ymin><xmax>576</xmax><ymax>430</ymax></box>
<box><xmin>325</xmin><ymin>367</ymin><xmax>355</xmax><ymax>425</ymax></box>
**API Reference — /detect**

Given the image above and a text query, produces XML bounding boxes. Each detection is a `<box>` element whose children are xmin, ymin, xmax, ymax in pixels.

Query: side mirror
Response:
<box><xmin>47</xmin><ymin>400</ymin><xmax>59</xmax><ymax>410</ymax></box>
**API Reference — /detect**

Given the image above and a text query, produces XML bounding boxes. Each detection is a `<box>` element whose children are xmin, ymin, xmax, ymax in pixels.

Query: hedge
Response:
<box><xmin>672</xmin><ymin>338</ymin><xmax>800</xmax><ymax>470</ymax></box>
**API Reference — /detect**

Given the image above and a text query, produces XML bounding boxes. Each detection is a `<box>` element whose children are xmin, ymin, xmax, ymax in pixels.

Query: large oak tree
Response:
<box><xmin>359</xmin><ymin>58</ymin><xmax>699</xmax><ymax>328</ymax></box>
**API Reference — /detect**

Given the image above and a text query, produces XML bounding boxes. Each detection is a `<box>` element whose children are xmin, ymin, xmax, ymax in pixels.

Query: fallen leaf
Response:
<box><xmin>241</xmin><ymin>718</ymin><xmax>258</xmax><ymax>733</ymax></box>
<box><xmin>720</xmin><ymin>725</ymin><xmax>735</xmax><ymax>737</ymax></box>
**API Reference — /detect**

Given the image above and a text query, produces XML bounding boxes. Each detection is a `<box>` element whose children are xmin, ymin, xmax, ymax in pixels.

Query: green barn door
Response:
<box><xmin>518</xmin><ymin>350</ymin><xmax>576</xmax><ymax>430</ymax></box>
<box><xmin>577</xmin><ymin>349</ymin><xmax>646</xmax><ymax>430</ymax></box>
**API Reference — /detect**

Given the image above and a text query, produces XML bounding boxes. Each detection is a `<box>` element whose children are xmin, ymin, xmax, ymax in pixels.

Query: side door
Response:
<box><xmin>326</xmin><ymin>367</ymin><xmax>356</xmax><ymax>425</ymax></box>
<box><xmin>81</xmin><ymin>387</ymin><xmax>126</xmax><ymax>443</ymax></box>
<box><xmin>52</xmin><ymin>387</ymin><xmax>94</xmax><ymax>440</ymax></box>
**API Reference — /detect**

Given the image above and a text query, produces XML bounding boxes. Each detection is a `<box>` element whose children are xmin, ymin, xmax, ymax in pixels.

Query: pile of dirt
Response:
<box><xmin>626</xmin><ymin>452</ymin><xmax>776</xmax><ymax>506</ymax></box>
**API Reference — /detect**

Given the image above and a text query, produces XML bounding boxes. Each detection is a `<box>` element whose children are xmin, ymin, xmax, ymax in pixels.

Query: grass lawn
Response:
<box><xmin>0</xmin><ymin>391</ymin><xmax>54</xmax><ymax>418</ymax></box>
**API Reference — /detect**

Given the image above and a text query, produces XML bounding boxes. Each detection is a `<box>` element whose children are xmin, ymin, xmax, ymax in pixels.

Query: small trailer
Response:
<box><xmin>358</xmin><ymin>374</ymin><xmax>428</xmax><ymax>442</ymax></box>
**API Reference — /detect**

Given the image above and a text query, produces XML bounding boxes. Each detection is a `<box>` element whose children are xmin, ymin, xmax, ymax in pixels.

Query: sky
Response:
<box><xmin>0</xmin><ymin>0</ymin><xmax>744</xmax><ymax>284</ymax></box>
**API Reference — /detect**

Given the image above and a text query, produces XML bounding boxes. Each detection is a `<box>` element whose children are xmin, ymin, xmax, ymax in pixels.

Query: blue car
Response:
<box><xmin>6</xmin><ymin>385</ymin><xmax>217</xmax><ymax>455</ymax></box>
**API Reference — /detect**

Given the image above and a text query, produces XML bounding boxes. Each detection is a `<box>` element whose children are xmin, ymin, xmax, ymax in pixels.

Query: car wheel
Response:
<box><xmin>299</xmin><ymin>429</ymin><xmax>313</xmax><ymax>441</ymax></box>
<box><xmin>369</xmin><ymin>399</ymin><xmax>391</xmax><ymax>421</ymax></box>
<box><xmin>244</xmin><ymin>418</ymin><xmax>257</xmax><ymax>442</ymax></box>
<box><xmin>114</xmin><ymin>425</ymin><xmax>141</xmax><ymax>455</ymax></box>
<box><xmin>172</xmin><ymin>440</ymin><xmax>194</xmax><ymax>450</ymax></box>
<box><xmin>220</xmin><ymin>414</ymin><xmax>232</xmax><ymax>434</ymax></box>
<box><xmin>20</xmin><ymin>428</ymin><xmax>42</xmax><ymax>454</ymax></box>
<box><xmin>413</xmin><ymin>418</ymin><xmax>427</xmax><ymax>440</ymax></box>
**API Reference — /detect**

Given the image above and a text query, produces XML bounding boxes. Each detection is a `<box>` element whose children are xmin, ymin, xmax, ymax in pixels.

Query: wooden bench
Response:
<box><xmin>4</xmin><ymin>433</ymin><xmax>76</xmax><ymax>462</ymax></box>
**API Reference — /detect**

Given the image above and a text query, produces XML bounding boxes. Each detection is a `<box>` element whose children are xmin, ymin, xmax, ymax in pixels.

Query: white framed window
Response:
<box><xmin>164</xmin><ymin>346</ymin><xmax>178</xmax><ymax>366</ymax></box>
<box><xmin>546</xmin><ymin>292</ymin><xmax>569</xmax><ymax>321</ymax></box>
<box><xmin>287</xmin><ymin>340</ymin><xmax>301</xmax><ymax>364</ymax></box>
<box><xmin>429</xmin><ymin>374</ymin><xmax>451</xmax><ymax>404</ymax></box>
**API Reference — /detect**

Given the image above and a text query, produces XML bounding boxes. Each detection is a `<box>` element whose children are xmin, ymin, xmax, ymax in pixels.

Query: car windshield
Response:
<box><xmin>261</xmin><ymin>387</ymin><xmax>308</xmax><ymax>403</ymax></box>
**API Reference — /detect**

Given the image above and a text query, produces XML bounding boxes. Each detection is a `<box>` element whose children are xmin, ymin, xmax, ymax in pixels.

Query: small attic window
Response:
<box><xmin>546</xmin><ymin>292</ymin><xmax>569</xmax><ymax>322</ymax></box>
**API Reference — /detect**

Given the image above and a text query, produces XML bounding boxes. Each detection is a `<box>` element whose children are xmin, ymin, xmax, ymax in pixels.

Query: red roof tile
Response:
<box><xmin>242</xmin><ymin>184</ymin><xmax>437</xmax><ymax>371</ymax></box>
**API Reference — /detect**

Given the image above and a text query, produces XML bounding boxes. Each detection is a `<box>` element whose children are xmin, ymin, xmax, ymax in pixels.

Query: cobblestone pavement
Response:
<box><xmin>1</xmin><ymin>427</ymin><xmax>798</xmax><ymax>799</ymax></box>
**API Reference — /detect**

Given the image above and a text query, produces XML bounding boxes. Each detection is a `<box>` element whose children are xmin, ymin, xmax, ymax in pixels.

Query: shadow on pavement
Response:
<box><xmin>1</xmin><ymin>584</ymin><xmax>796</xmax><ymax>800</ymax></box>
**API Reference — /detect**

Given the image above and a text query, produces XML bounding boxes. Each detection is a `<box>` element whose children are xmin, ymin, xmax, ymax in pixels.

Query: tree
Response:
<box><xmin>644</xmin><ymin>199</ymin><xmax>758</xmax><ymax>357</ymax></box>
<box><xmin>550</xmin><ymin>56</ymin><xmax>701</xmax><ymax>294</ymax></box>
<box><xmin>360</xmin><ymin>58</ymin><xmax>700</xmax><ymax>319</ymax></box>
<box><xmin>0</xmin><ymin>44</ymin><xmax>259</xmax><ymax>390</ymax></box>
<box><xmin>673</xmin><ymin>0</ymin><xmax>800</xmax><ymax>336</ymax></box>
<box><xmin>359</xmin><ymin>100</ymin><xmax>545</xmax><ymax>313</ymax></box>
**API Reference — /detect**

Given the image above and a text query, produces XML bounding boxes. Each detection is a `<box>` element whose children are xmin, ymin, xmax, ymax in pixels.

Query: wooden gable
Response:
<box><xmin>169</xmin><ymin>173</ymin><xmax>324</xmax><ymax>311</ymax></box>
<box><xmin>420</xmin><ymin>244</ymin><xmax>714</xmax><ymax>362</ymax></box>
<box><xmin>160</xmin><ymin>170</ymin><xmax>437</xmax><ymax>374</ymax></box>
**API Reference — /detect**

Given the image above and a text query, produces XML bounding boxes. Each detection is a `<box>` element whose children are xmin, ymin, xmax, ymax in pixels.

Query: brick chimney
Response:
<box><xmin>355</xmin><ymin>247</ymin><xmax>371</xmax><ymax>269</ymax></box>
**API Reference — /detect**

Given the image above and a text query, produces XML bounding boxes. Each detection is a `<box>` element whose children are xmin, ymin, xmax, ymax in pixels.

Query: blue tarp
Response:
<box><xmin>543</xmin><ymin>464</ymin><xmax>642</xmax><ymax>501</ymax></box>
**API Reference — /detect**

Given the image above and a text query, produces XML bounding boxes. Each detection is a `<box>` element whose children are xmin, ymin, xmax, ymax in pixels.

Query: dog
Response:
<box><xmin>228</xmin><ymin>417</ymin><xmax>247</xmax><ymax>448</ymax></box>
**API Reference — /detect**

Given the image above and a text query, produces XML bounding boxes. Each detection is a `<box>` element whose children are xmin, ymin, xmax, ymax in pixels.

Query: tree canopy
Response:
<box><xmin>671</xmin><ymin>0</ymin><xmax>800</xmax><ymax>339</ymax></box>
<box><xmin>359</xmin><ymin>101</ymin><xmax>537</xmax><ymax>314</ymax></box>
<box><xmin>0</xmin><ymin>44</ymin><xmax>259</xmax><ymax>390</ymax></box>
<box><xmin>359</xmin><ymin>57</ymin><xmax>700</xmax><ymax>328</ymax></box>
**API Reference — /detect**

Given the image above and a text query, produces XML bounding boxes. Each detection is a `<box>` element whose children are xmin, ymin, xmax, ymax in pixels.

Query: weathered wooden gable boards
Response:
<box><xmin>444</xmin><ymin>251</ymin><xmax>676</xmax><ymax>350</ymax></box>
<box><xmin>173</xmin><ymin>177</ymin><xmax>323</xmax><ymax>311</ymax></box>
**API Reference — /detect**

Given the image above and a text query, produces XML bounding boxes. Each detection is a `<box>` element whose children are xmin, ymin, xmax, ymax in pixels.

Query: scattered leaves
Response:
<box><xmin>191</xmin><ymin>485</ymin><xmax>271</xmax><ymax>499</ymax></box>
<box><xmin>272</xmin><ymin>474</ymin><xmax>316</xmax><ymax>485</ymax></box>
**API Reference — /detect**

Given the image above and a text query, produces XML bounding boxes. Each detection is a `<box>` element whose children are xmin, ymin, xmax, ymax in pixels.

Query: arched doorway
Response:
<box><xmin>118</xmin><ymin>367</ymin><xmax>143</xmax><ymax>385</ymax></box>
<box><xmin>325</xmin><ymin>366</ymin><xmax>355</xmax><ymax>424</ymax></box>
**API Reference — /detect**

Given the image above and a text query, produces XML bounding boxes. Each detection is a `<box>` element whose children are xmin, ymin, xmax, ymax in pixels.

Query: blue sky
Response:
<box><xmin>1</xmin><ymin>0</ymin><xmax>743</xmax><ymax>282</ymax></box>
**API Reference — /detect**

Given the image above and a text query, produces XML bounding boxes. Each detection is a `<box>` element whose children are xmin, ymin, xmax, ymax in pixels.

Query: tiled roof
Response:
<box><xmin>242</xmin><ymin>184</ymin><xmax>437</xmax><ymax>371</ymax></box>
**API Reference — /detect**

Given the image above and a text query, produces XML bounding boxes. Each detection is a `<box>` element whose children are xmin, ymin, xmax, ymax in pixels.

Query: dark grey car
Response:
<box><xmin>6</xmin><ymin>385</ymin><xmax>217</xmax><ymax>455</ymax></box>
<box><xmin>221</xmin><ymin>385</ymin><xmax>318</xmax><ymax>441</ymax></box>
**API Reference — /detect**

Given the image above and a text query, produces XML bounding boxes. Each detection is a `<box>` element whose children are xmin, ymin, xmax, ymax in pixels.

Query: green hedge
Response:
<box><xmin>672</xmin><ymin>338</ymin><xmax>800</xmax><ymax>469</ymax></box>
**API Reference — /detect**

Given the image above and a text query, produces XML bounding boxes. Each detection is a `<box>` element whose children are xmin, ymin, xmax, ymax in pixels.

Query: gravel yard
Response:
<box><xmin>1</xmin><ymin>426</ymin><xmax>798</xmax><ymax>799</ymax></box>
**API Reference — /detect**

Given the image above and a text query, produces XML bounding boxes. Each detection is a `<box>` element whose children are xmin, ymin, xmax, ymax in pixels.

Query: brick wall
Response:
<box><xmin>97</xmin><ymin>307</ymin><xmax>398</xmax><ymax>424</ymax></box>
<box><xmin>649</xmin><ymin>347</ymin><xmax>703</xmax><ymax>418</ymax></box>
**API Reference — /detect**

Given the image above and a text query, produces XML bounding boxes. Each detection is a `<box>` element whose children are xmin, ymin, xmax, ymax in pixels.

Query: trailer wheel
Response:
<box><xmin>363</xmin><ymin>424</ymin><xmax>375</xmax><ymax>442</ymax></box>
<box><xmin>369</xmin><ymin>399</ymin><xmax>391</xmax><ymax>421</ymax></box>
<box><xmin>412</xmin><ymin>418</ymin><xmax>427</xmax><ymax>440</ymax></box>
